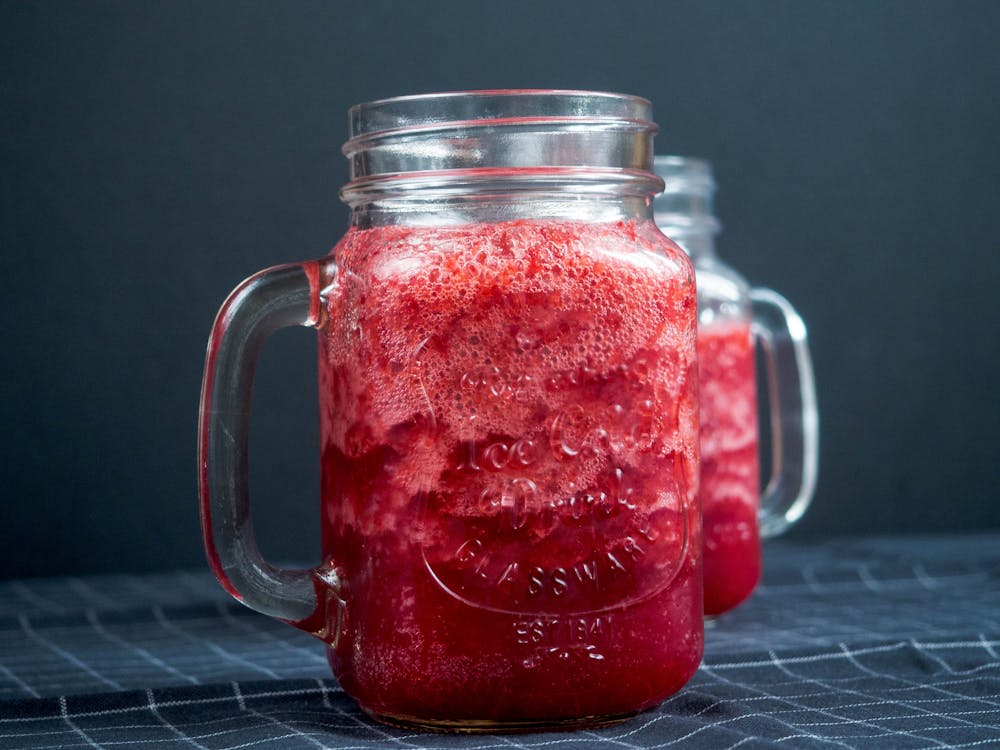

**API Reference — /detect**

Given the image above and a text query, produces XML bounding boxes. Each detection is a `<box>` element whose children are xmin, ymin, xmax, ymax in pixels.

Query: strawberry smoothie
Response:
<box><xmin>696</xmin><ymin>320</ymin><xmax>760</xmax><ymax>616</ymax></box>
<box><xmin>315</xmin><ymin>218</ymin><xmax>702</xmax><ymax>727</ymax></box>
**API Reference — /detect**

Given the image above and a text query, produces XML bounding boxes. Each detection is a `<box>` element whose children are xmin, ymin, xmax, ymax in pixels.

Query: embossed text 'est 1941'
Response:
<box><xmin>514</xmin><ymin>614</ymin><xmax>615</xmax><ymax>665</ymax></box>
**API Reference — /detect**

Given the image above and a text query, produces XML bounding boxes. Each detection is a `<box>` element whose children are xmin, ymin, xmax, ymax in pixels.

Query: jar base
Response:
<box><xmin>362</xmin><ymin>708</ymin><xmax>639</xmax><ymax>734</ymax></box>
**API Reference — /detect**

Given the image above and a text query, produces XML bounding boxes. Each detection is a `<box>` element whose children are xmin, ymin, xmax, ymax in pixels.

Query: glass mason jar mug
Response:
<box><xmin>199</xmin><ymin>92</ymin><xmax>704</xmax><ymax>731</ymax></box>
<box><xmin>653</xmin><ymin>156</ymin><xmax>819</xmax><ymax>617</ymax></box>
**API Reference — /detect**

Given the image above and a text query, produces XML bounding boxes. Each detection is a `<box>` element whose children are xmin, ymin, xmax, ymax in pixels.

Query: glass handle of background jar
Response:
<box><xmin>750</xmin><ymin>287</ymin><xmax>819</xmax><ymax>539</ymax></box>
<box><xmin>198</xmin><ymin>261</ymin><xmax>331</xmax><ymax>625</ymax></box>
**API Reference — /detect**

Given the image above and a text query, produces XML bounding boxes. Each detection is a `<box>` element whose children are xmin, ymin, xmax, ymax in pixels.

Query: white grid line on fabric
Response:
<box><xmin>913</xmin><ymin>563</ymin><xmax>945</xmax><ymax>591</ymax></box>
<box><xmin>717</xmin><ymin>617</ymin><xmax>838</xmax><ymax>652</ymax></box>
<box><xmin>763</xmin><ymin>648</ymin><xmax>954</xmax><ymax>749</ymax></box>
<box><xmin>131</xmin><ymin>718</ymin><xmax>306</xmax><ymax>750</ymax></box>
<box><xmin>981</xmin><ymin>635</ymin><xmax>1000</xmax><ymax>661</ymax></box>
<box><xmin>173</xmin><ymin>572</ymin><xmax>246</xmax><ymax>608</ymax></box>
<box><xmin>771</xmin><ymin>733</ymin><xmax>1000</xmax><ymax>749</ymax></box>
<box><xmin>705</xmin><ymin>638</ymin><xmax>1000</xmax><ymax>670</ymax></box>
<box><xmin>687</xmin><ymin>667</ymin><xmax>1000</xmax><ymax>708</ymax></box>
<box><xmin>705</xmin><ymin>599</ymin><xmax>1000</xmax><ymax>655</ymax></box>
<box><xmin>623</xmin><ymin>706</ymin><xmax>812</xmax><ymax>750</ymax></box>
<box><xmin>487</xmin><ymin>725</ymin><xmax>529</xmax><ymax>750</ymax></box>
<box><xmin>911</xmin><ymin>644</ymin><xmax>1000</xmax><ymax>678</ymax></box>
<box><xmin>124</xmin><ymin>573</ymin><xmax>214</xmax><ymax>603</ymax></box>
<box><xmin>215</xmin><ymin>603</ymin><xmax>328</xmax><ymax>667</ymax></box>
<box><xmin>983</xmin><ymin>612</ymin><xmax>1000</xmax><ymax>635</ymax></box>
<box><xmin>0</xmin><ymin>714</ymin><xmax>270</xmax><ymax>742</ymax></box>
<box><xmin>3</xmin><ymin>665</ymin><xmax>995</xmax><ymax>746</ymax></box>
<box><xmin>872</xmin><ymin>641</ymin><xmax>1000</xmax><ymax>707</ymax></box>
<box><xmin>232</xmin><ymin>680</ymin><xmax>331</xmax><ymax>750</ymax></box>
<box><xmin>120</xmin><ymin>575</ymin><xmax>173</xmax><ymax>601</ymax></box>
<box><xmin>828</xmin><ymin>599</ymin><xmax>963</xmax><ymax>640</ymax></box>
<box><xmin>768</xmin><ymin>698</ymin><xmax>1000</xmax><ymax>718</ymax></box>
<box><xmin>915</xmin><ymin>605</ymin><xmax>1000</xmax><ymax>641</ymax></box>
<box><xmin>799</xmin><ymin>564</ymin><xmax>826</xmax><ymax>595</ymax></box>
<box><xmin>9</xmin><ymin>581</ymin><xmax>69</xmax><ymax>615</ymax></box>
<box><xmin>2</xmin><ymin>710</ymin><xmax>381</xmax><ymax>750</ymax></box>
<box><xmin>66</xmin><ymin>579</ymin><xmax>124</xmax><ymax>612</ymax></box>
<box><xmin>655</xmin><ymin>707</ymin><xmax>856</xmax><ymax>750</ymax></box>
<box><xmin>85</xmin><ymin>609</ymin><xmax>200</xmax><ymax>687</ymax></box>
<box><xmin>326</xmin><ymin>699</ymin><xmax>422</xmax><ymax>749</ymax></box>
<box><xmin>150</xmin><ymin>606</ymin><xmax>280</xmax><ymax>681</ymax></box>
<box><xmin>806</xmin><ymin>729</ymin><xmax>996</xmax><ymax>749</ymax></box>
<box><xmin>316</xmin><ymin>679</ymin><xmax>333</xmax><ymax>709</ymax></box>
<box><xmin>0</xmin><ymin>650</ymin><xmax>287</xmax><ymax>695</ymax></box>
<box><xmin>0</xmin><ymin>686</ymin><xmax>333</xmax><ymax>723</ymax></box>
<box><xmin>699</xmin><ymin>652</ymin><xmax>1000</xmax><ymax>750</ymax></box>
<box><xmin>608</xmin><ymin>704</ymin><xmax>859</xmax><ymax>750</ymax></box>
<box><xmin>2</xmin><ymin>662</ymin><xmax>997</xmax><ymax>743</ymax></box>
<box><xmin>9</xmin><ymin>706</ymin><xmax>740</xmax><ymax>750</ymax></box>
<box><xmin>58</xmin><ymin>695</ymin><xmax>102</xmax><ymax>750</ymax></box>
<box><xmin>0</xmin><ymin>659</ymin><xmax>41</xmax><ymax>699</ymax></box>
<box><xmin>23</xmin><ymin>730</ymin><xmax>254</xmax><ymax>750</ymax></box>
<box><xmin>6</xmin><ymin>697</ymin><xmax>1000</xmax><ymax>750</ymax></box>
<box><xmin>378</xmin><ymin>733</ymin><xmax>706</xmax><ymax>750</ymax></box>
<box><xmin>912</xmin><ymin>740</ymin><xmax>1000</xmax><ymax>750</ymax></box>
<box><xmin>12</xmin><ymin>716</ymin><xmax>996</xmax><ymax>750</ymax></box>
<box><xmin>0</xmin><ymin>573</ymin><xmax>234</xmax><ymax>623</ymax></box>
<box><xmin>754</xmin><ymin>572</ymin><xmax>994</xmax><ymax>596</ymax></box>
<box><xmin>794</xmin><ymin>709</ymin><xmax>1000</xmax><ymax>726</ymax></box>
<box><xmin>693</xmin><ymin>667</ymin><xmax>893</xmax><ymax>750</ymax></box>
<box><xmin>831</xmin><ymin>640</ymin><xmax>1000</xmax><ymax>739</ymax></box>
<box><xmin>18</xmin><ymin>614</ymin><xmax>124</xmax><ymax>692</ymax></box>
<box><xmin>216</xmin><ymin>733</ymin><xmax>331</xmax><ymax>750</ymax></box>
<box><xmin>856</xmin><ymin>563</ymin><xmax>888</xmax><ymax>593</ymax></box>
<box><xmin>145</xmin><ymin>687</ymin><xmax>212</xmax><ymax>750</ymax></box>
<box><xmin>98</xmin><ymin>607</ymin><xmax>324</xmax><ymax>678</ymax></box>
<box><xmin>597</xmin><ymin>713</ymin><xmax>681</xmax><ymax>744</ymax></box>
<box><xmin>675</xmin><ymin>683</ymin><xmax>1000</xmax><ymax>714</ymax></box>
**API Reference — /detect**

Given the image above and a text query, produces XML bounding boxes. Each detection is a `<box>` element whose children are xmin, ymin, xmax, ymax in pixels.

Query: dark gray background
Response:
<box><xmin>2</xmin><ymin>0</ymin><xmax>998</xmax><ymax>579</ymax></box>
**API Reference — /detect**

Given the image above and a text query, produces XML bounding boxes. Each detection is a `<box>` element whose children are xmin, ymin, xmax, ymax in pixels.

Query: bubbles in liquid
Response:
<box><xmin>515</xmin><ymin>328</ymin><xmax>538</xmax><ymax>352</ymax></box>
<box><xmin>321</xmin><ymin>219</ymin><xmax>699</xmax><ymax>516</ymax></box>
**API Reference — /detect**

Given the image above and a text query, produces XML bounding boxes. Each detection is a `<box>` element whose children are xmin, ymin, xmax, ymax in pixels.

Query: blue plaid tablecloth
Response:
<box><xmin>1</xmin><ymin>534</ymin><xmax>998</xmax><ymax>749</ymax></box>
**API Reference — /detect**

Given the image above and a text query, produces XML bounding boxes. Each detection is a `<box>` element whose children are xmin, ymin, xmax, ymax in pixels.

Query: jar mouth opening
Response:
<box><xmin>653</xmin><ymin>155</ymin><xmax>716</xmax><ymax>192</ymax></box>
<box><xmin>347</xmin><ymin>89</ymin><xmax>654</xmax><ymax>142</ymax></box>
<box><xmin>652</xmin><ymin>155</ymin><xmax>719</xmax><ymax>233</ymax></box>
<box><xmin>341</xmin><ymin>90</ymin><xmax>661</xmax><ymax>200</ymax></box>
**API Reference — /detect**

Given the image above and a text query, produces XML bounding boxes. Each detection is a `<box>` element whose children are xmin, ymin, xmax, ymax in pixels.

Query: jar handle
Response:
<box><xmin>198</xmin><ymin>261</ymin><xmax>331</xmax><ymax>624</ymax></box>
<box><xmin>749</xmin><ymin>287</ymin><xmax>819</xmax><ymax>538</ymax></box>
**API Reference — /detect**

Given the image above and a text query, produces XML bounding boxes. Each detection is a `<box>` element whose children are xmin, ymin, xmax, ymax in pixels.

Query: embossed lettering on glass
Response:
<box><xmin>653</xmin><ymin>155</ymin><xmax>819</xmax><ymax>616</ymax></box>
<box><xmin>199</xmin><ymin>91</ymin><xmax>703</xmax><ymax>732</ymax></box>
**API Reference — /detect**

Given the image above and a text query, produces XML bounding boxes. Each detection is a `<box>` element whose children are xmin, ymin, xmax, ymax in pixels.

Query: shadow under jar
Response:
<box><xmin>199</xmin><ymin>91</ymin><xmax>704</xmax><ymax>732</ymax></box>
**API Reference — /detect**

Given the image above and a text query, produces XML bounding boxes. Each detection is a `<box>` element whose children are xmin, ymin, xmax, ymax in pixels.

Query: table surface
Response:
<box><xmin>1</xmin><ymin>534</ymin><xmax>998</xmax><ymax>749</ymax></box>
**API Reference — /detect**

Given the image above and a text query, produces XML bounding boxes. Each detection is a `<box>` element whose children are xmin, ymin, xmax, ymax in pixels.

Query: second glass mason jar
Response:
<box><xmin>653</xmin><ymin>155</ymin><xmax>818</xmax><ymax>616</ymax></box>
<box><xmin>199</xmin><ymin>92</ymin><xmax>703</xmax><ymax>731</ymax></box>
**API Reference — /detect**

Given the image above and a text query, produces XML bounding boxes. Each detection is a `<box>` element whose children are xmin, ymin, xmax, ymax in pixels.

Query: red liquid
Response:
<box><xmin>697</xmin><ymin>320</ymin><xmax>760</xmax><ymax>616</ymax></box>
<box><xmin>315</xmin><ymin>219</ymin><xmax>702</xmax><ymax>727</ymax></box>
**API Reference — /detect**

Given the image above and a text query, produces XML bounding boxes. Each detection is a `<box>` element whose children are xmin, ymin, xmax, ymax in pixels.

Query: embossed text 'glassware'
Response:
<box><xmin>199</xmin><ymin>91</ymin><xmax>703</xmax><ymax>732</ymax></box>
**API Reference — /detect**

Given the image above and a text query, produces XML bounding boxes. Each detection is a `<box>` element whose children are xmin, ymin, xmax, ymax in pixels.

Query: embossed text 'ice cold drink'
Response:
<box><xmin>199</xmin><ymin>92</ymin><xmax>703</xmax><ymax>732</ymax></box>
<box><xmin>654</xmin><ymin>156</ymin><xmax>819</xmax><ymax>616</ymax></box>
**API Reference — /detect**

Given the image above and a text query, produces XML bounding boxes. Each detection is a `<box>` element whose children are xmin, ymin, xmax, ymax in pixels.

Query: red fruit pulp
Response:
<box><xmin>696</xmin><ymin>320</ymin><xmax>760</xmax><ymax>616</ymax></box>
<box><xmin>315</xmin><ymin>219</ymin><xmax>703</xmax><ymax>727</ymax></box>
